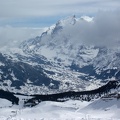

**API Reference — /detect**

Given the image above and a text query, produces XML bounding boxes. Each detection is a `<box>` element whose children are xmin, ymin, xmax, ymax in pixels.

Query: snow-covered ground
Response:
<box><xmin>0</xmin><ymin>97</ymin><xmax>120</xmax><ymax>120</ymax></box>
<box><xmin>0</xmin><ymin>98</ymin><xmax>12</xmax><ymax>108</ymax></box>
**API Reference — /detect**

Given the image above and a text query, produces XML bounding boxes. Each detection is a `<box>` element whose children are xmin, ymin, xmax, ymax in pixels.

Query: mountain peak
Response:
<box><xmin>80</xmin><ymin>16</ymin><xmax>94</xmax><ymax>22</ymax></box>
<box><xmin>56</xmin><ymin>15</ymin><xmax>77</xmax><ymax>26</ymax></box>
<box><xmin>46</xmin><ymin>15</ymin><xmax>93</xmax><ymax>35</ymax></box>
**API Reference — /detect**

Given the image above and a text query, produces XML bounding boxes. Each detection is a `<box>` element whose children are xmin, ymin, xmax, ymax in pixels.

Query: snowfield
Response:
<box><xmin>0</xmin><ymin>98</ymin><xmax>120</xmax><ymax>120</ymax></box>
<box><xmin>0</xmin><ymin>98</ymin><xmax>12</xmax><ymax>108</ymax></box>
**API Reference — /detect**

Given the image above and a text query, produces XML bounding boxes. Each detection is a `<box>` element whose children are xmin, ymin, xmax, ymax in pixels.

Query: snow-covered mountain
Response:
<box><xmin>20</xmin><ymin>15</ymin><xmax>120</xmax><ymax>71</ymax></box>
<box><xmin>0</xmin><ymin>15</ymin><xmax>120</xmax><ymax>94</ymax></box>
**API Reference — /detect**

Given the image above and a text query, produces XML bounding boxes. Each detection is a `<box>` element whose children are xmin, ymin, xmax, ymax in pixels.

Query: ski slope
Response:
<box><xmin>0</xmin><ymin>97</ymin><xmax>120</xmax><ymax>120</ymax></box>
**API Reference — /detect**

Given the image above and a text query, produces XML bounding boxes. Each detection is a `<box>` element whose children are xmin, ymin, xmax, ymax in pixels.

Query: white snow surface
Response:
<box><xmin>0</xmin><ymin>98</ymin><xmax>120</xmax><ymax>120</ymax></box>
<box><xmin>0</xmin><ymin>98</ymin><xmax>12</xmax><ymax>107</ymax></box>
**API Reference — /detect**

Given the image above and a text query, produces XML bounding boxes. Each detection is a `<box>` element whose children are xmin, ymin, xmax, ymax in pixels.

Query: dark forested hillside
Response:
<box><xmin>0</xmin><ymin>89</ymin><xmax>19</xmax><ymax>104</ymax></box>
<box><xmin>24</xmin><ymin>80</ymin><xmax>119</xmax><ymax>106</ymax></box>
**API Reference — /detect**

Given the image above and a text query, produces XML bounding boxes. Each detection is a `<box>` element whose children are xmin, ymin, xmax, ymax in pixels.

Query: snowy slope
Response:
<box><xmin>0</xmin><ymin>98</ymin><xmax>12</xmax><ymax>108</ymax></box>
<box><xmin>0</xmin><ymin>98</ymin><xmax>120</xmax><ymax>120</ymax></box>
<box><xmin>80</xmin><ymin>98</ymin><xmax>120</xmax><ymax>119</ymax></box>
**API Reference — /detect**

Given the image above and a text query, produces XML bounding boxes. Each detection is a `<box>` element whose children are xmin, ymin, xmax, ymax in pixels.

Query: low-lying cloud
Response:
<box><xmin>81</xmin><ymin>11</ymin><xmax>120</xmax><ymax>47</ymax></box>
<box><xmin>61</xmin><ymin>11</ymin><xmax>120</xmax><ymax>48</ymax></box>
<box><xmin>0</xmin><ymin>26</ymin><xmax>45</xmax><ymax>47</ymax></box>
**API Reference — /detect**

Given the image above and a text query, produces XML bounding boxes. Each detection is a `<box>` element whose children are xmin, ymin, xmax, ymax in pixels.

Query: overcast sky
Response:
<box><xmin>0</xmin><ymin>0</ymin><xmax>120</xmax><ymax>48</ymax></box>
<box><xmin>0</xmin><ymin>0</ymin><xmax>120</xmax><ymax>27</ymax></box>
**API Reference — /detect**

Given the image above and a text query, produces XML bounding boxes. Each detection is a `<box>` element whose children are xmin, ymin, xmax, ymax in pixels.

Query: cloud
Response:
<box><xmin>0</xmin><ymin>0</ymin><xmax>120</xmax><ymax>18</ymax></box>
<box><xmin>70</xmin><ymin>11</ymin><xmax>120</xmax><ymax>47</ymax></box>
<box><xmin>82</xmin><ymin>11</ymin><xmax>120</xmax><ymax>47</ymax></box>
<box><xmin>0</xmin><ymin>26</ymin><xmax>46</xmax><ymax>47</ymax></box>
<box><xmin>51</xmin><ymin>11</ymin><xmax>120</xmax><ymax>48</ymax></box>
